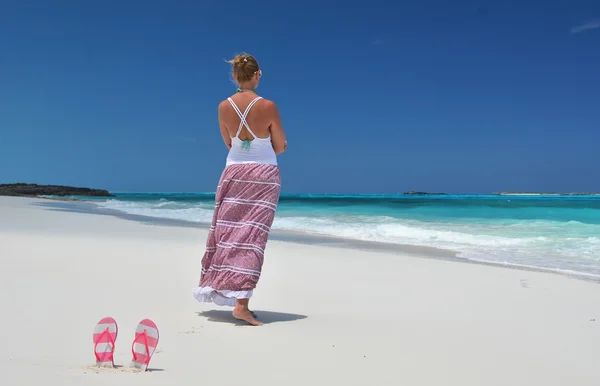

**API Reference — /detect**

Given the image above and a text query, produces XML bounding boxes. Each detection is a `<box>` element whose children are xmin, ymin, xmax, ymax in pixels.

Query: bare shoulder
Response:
<box><xmin>259</xmin><ymin>98</ymin><xmax>280</xmax><ymax>115</ymax></box>
<box><xmin>218</xmin><ymin>99</ymin><xmax>230</xmax><ymax>112</ymax></box>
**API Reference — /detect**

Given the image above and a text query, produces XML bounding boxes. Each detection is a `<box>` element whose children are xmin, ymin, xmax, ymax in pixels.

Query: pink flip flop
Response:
<box><xmin>92</xmin><ymin>317</ymin><xmax>118</xmax><ymax>367</ymax></box>
<box><xmin>130</xmin><ymin>319</ymin><xmax>159</xmax><ymax>371</ymax></box>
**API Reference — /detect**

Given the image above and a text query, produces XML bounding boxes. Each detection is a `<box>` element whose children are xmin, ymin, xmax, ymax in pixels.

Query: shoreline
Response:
<box><xmin>33</xmin><ymin>196</ymin><xmax>600</xmax><ymax>284</ymax></box>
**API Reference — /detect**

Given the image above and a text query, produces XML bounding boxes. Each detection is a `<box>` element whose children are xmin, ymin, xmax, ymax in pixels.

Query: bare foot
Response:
<box><xmin>233</xmin><ymin>308</ymin><xmax>263</xmax><ymax>326</ymax></box>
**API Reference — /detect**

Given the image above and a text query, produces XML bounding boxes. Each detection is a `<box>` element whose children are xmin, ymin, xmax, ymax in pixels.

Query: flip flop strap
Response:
<box><xmin>93</xmin><ymin>327</ymin><xmax>115</xmax><ymax>361</ymax></box>
<box><xmin>131</xmin><ymin>330</ymin><xmax>150</xmax><ymax>365</ymax></box>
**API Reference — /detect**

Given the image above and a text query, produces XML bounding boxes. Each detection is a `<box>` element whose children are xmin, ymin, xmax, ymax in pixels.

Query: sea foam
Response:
<box><xmin>95</xmin><ymin>195</ymin><xmax>600</xmax><ymax>276</ymax></box>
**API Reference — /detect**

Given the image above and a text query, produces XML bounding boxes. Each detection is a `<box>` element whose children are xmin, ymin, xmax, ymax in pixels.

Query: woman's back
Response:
<box><xmin>222</xmin><ymin>93</ymin><xmax>278</xmax><ymax>166</ymax></box>
<box><xmin>221</xmin><ymin>92</ymin><xmax>272</xmax><ymax>141</ymax></box>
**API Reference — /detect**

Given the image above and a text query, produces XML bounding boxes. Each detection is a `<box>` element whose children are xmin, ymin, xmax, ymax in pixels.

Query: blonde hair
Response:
<box><xmin>226</xmin><ymin>53</ymin><xmax>260</xmax><ymax>84</ymax></box>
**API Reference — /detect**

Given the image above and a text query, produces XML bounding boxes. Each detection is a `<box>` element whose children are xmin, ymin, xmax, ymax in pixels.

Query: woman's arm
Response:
<box><xmin>265</xmin><ymin>100</ymin><xmax>287</xmax><ymax>155</ymax></box>
<box><xmin>218</xmin><ymin>101</ymin><xmax>232</xmax><ymax>149</ymax></box>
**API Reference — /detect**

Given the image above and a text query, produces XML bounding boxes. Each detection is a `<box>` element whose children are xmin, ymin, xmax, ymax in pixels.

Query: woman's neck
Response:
<box><xmin>237</xmin><ymin>82</ymin><xmax>256</xmax><ymax>93</ymax></box>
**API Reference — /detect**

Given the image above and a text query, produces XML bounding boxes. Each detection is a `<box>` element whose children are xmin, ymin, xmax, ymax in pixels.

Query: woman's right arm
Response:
<box><xmin>218</xmin><ymin>101</ymin><xmax>232</xmax><ymax>149</ymax></box>
<box><xmin>266</xmin><ymin>100</ymin><xmax>287</xmax><ymax>155</ymax></box>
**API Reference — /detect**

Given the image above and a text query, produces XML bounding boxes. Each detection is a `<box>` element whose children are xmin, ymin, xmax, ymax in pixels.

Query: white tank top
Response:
<box><xmin>225</xmin><ymin>96</ymin><xmax>278</xmax><ymax>166</ymax></box>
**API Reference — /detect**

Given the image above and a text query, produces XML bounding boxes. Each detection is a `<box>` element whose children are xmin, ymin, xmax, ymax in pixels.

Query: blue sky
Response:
<box><xmin>1</xmin><ymin>0</ymin><xmax>599</xmax><ymax>194</ymax></box>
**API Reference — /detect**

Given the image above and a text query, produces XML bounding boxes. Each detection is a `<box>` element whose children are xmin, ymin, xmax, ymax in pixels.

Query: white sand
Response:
<box><xmin>1</xmin><ymin>196</ymin><xmax>600</xmax><ymax>385</ymax></box>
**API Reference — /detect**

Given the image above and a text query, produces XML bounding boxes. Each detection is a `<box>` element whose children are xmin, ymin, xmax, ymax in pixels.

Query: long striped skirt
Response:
<box><xmin>192</xmin><ymin>163</ymin><xmax>281</xmax><ymax>306</ymax></box>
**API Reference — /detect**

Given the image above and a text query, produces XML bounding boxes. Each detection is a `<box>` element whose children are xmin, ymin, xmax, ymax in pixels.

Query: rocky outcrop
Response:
<box><xmin>0</xmin><ymin>183</ymin><xmax>115</xmax><ymax>197</ymax></box>
<box><xmin>403</xmin><ymin>191</ymin><xmax>448</xmax><ymax>195</ymax></box>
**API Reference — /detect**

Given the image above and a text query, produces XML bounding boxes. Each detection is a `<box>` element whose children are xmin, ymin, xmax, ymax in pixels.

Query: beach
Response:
<box><xmin>2</xmin><ymin>196</ymin><xmax>600</xmax><ymax>385</ymax></box>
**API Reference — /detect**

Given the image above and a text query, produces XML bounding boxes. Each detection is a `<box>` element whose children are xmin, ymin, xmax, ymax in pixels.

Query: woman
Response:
<box><xmin>192</xmin><ymin>53</ymin><xmax>287</xmax><ymax>326</ymax></box>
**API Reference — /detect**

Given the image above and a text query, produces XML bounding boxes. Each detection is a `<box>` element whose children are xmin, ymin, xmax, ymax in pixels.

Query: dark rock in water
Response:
<box><xmin>403</xmin><ymin>191</ymin><xmax>447</xmax><ymax>195</ymax></box>
<box><xmin>0</xmin><ymin>183</ymin><xmax>115</xmax><ymax>197</ymax></box>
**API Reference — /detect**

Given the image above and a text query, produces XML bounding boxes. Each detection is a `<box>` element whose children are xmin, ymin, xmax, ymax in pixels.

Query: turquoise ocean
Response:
<box><xmin>81</xmin><ymin>193</ymin><xmax>600</xmax><ymax>277</ymax></box>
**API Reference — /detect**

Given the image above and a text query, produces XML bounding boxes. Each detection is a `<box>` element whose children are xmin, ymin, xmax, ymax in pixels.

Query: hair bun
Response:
<box><xmin>226</xmin><ymin>53</ymin><xmax>260</xmax><ymax>84</ymax></box>
<box><xmin>234</xmin><ymin>55</ymin><xmax>250</xmax><ymax>67</ymax></box>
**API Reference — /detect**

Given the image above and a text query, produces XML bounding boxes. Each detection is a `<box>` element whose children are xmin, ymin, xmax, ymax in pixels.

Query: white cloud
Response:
<box><xmin>570</xmin><ymin>20</ymin><xmax>600</xmax><ymax>34</ymax></box>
